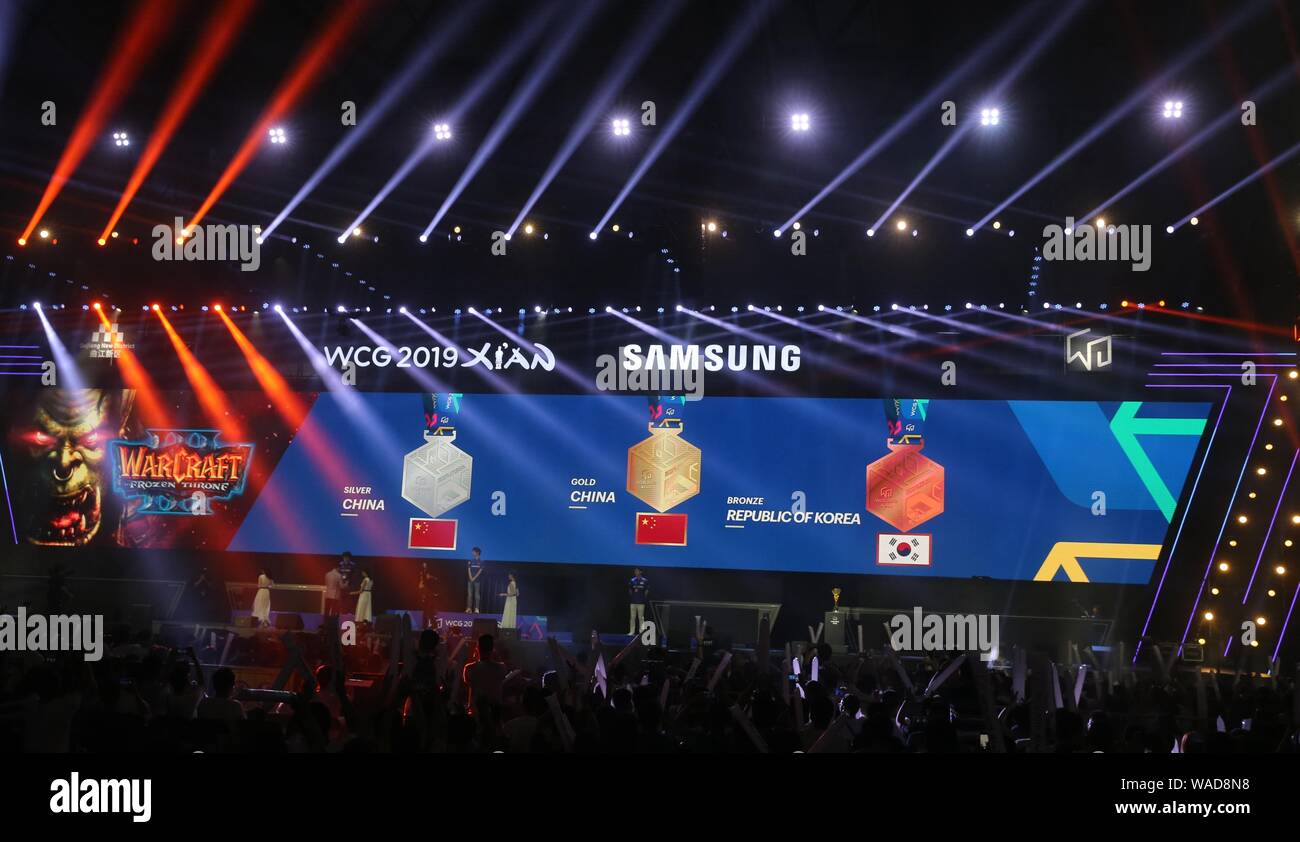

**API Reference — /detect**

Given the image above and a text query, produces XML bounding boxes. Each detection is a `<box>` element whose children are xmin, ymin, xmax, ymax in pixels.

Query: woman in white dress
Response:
<box><xmin>354</xmin><ymin>570</ymin><xmax>374</xmax><ymax>625</ymax></box>
<box><xmin>251</xmin><ymin>569</ymin><xmax>273</xmax><ymax>627</ymax></box>
<box><xmin>499</xmin><ymin>573</ymin><xmax>518</xmax><ymax>629</ymax></box>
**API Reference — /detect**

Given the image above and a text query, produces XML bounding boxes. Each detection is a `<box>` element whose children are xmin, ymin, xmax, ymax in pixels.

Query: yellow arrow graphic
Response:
<box><xmin>1032</xmin><ymin>542</ymin><xmax>1162</xmax><ymax>583</ymax></box>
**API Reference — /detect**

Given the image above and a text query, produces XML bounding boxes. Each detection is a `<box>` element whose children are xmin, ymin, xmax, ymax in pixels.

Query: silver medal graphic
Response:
<box><xmin>401</xmin><ymin>431</ymin><xmax>473</xmax><ymax>518</ymax></box>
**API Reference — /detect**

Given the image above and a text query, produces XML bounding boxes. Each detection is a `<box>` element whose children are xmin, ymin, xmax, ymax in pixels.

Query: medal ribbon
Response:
<box><xmin>883</xmin><ymin>398</ymin><xmax>928</xmax><ymax>446</ymax></box>
<box><xmin>423</xmin><ymin>392</ymin><xmax>463</xmax><ymax>438</ymax></box>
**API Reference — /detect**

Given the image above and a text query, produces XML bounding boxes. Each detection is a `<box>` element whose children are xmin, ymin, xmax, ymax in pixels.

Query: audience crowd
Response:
<box><xmin>2</xmin><ymin>621</ymin><xmax>1298</xmax><ymax>754</ymax></box>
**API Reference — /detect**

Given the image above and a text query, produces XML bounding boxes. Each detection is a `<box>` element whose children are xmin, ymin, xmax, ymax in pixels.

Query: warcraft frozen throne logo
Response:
<box><xmin>110</xmin><ymin>430</ymin><xmax>254</xmax><ymax>517</ymax></box>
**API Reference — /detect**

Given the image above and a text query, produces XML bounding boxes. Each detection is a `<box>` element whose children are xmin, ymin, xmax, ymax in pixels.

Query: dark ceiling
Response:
<box><xmin>0</xmin><ymin>0</ymin><xmax>1298</xmax><ymax>326</ymax></box>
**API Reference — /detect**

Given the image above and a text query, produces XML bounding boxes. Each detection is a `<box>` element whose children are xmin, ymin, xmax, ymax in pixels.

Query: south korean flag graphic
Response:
<box><xmin>877</xmin><ymin>533</ymin><xmax>932</xmax><ymax>567</ymax></box>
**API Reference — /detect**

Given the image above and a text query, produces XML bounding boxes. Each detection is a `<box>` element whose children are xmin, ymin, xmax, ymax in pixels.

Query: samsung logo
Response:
<box><xmin>617</xmin><ymin>343</ymin><xmax>801</xmax><ymax>373</ymax></box>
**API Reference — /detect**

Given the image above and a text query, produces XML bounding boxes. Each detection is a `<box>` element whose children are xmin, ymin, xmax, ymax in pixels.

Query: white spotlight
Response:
<box><xmin>1161</xmin><ymin>100</ymin><xmax>1184</xmax><ymax>119</ymax></box>
<box><xmin>433</xmin><ymin>122</ymin><xmax>452</xmax><ymax>141</ymax></box>
<box><xmin>980</xmin><ymin>107</ymin><xmax>1000</xmax><ymax>127</ymax></box>
<box><xmin>965</xmin><ymin>228</ymin><xmax>974</xmax><ymax>237</ymax></box>
<box><xmin>268</xmin><ymin>127</ymin><xmax>287</xmax><ymax>145</ymax></box>
<box><xmin>112</xmin><ymin>130</ymin><xmax>130</xmax><ymax>147</ymax></box>
<box><xmin>611</xmin><ymin>117</ymin><xmax>631</xmax><ymax>137</ymax></box>
<box><xmin>790</xmin><ymin>113</ymin><xmax>810</xmax><ymax>132</ymax></box>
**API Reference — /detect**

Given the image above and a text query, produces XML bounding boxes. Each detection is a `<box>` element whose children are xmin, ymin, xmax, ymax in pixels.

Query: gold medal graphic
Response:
<box><xmin>629</xmin><ymin>396</ymin><xmax>698</xmax><ymax>545</ymax></box>
<box><xmin>627</xmin><ymin>422</ymin><xmax>701</xmax><ymax>512</ymax></box>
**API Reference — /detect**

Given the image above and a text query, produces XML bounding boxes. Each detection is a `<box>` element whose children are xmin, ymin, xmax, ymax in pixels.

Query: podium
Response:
<box><xmin>651</xmin><ymin>600</ymin><xmax>780</xmax><ymax>649</ymax></box>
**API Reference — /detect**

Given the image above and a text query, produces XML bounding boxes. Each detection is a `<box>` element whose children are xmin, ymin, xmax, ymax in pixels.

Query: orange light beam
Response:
<box><xmin>94</xmin><ymin>307</ymin><xmax>171</xmax><ymax>428</ymax></box>
<box><xmin>183</xmin><ymin>1</ymin><xmax>366</xmax><ymax>235</ymax></box>
<box><xmin>19</xmin><ymin>0</ymin><xmax>177</xmax><ymax>244</ymax></box>
<box><xmin>216</xmin><ymin>308</ymin><xmax>308</xmax><ymax>426</ymax></box>
<box><xmin>216</xmin><ymin>309</ymin><xmax>357</xmax><ymax>495</ymax></box>
<box><xmin>162</xmin><ymin>309</ymin><xmax>312</xmax><ymax>555</ymax></box>
<box><xmin>154</xmin><ymin>308</ymin><xmax>245</xmax><ymax>440</ymax></box>
<box><xmin>1141</xmin><ymin>304</ymin><xmax>1291</xmax><ymax>337</ymax></box>
<box><xmin>98</xmin><ymin>0</ymin><xmax>256</xmax><ymax>245</ymax></box>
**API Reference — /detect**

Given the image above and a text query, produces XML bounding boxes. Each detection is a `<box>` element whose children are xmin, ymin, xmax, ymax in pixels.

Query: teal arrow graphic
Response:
<box><xmin>1109</xmin><ymin>401</ymin><xmax>1206</xmax><ymax>522</ymax></box>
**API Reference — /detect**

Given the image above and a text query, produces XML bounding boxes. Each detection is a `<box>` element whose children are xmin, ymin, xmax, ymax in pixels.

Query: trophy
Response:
<box><xmin>832</xmin><ymin>587</ymin><xmax>841</xmax><ymax>610</ymax></box>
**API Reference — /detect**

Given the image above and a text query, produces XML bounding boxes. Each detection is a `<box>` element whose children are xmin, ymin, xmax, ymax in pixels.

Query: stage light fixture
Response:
<box><xmin>433</xmin><ymin>122</ymin><xmax>452</xmax><ymax>141</ymax></box>
<box><xmin>92</xmin><ymin>302</ymin><xmax>101</xmax><ymax>310</ymax></box>
<box><xmin>112</xmin><ymin>131</ymin><xmax>131</xmax><ymax>147</ymax></box>
<box><xmin>1219</xmin><ymin>561</ymin><xmax>1230</xmax><ymax>572</ymax></box>
<box><xmin>1161</xmin><ymin>100</ymin><xmax>1183</xmax><ymax>119</ymax></box>
<box><xmin>1189</xmin><ymin>216</ymin><xmax>1199</xmax><ymax>226</ymax></box>
<box><xmin>705</xmin><ymin>221</ymin><xmax>717</xmax><ymax>233</ymax></box>
<box><xmin>1211</xmin><ymin>587</ymin><xmax>1220</xmax><ymax>595</ymax></box>
<box><xmin>39</xmin><ymin>229</ymin><xmax>50</xmax><ymax>239</ymax></box>
<box><xmin>1278</xmin><ymin>565</ymin><xmax>1287</xmax><ymax>575</ymax></box>
<box><xmin>866</xmin><ymin>228</ymin><xmax>874</xmax><ymax>237</ymax></box>
<box><xmin>611</xmin><ymin>117</ymin><xmax>631</xmax><ymax>137</ymax></box>
<box><xmin>790</xmin><ymin>112</ymin><xmax>810</xmax><ymax>132</ymax></box>
<box><xmin>1269</xmin><ymin>589</ymin><xmax>1277</xmax><ymax>597</ymax></box>
<box><xmin>1203</xmin><ymin>611</ymin><xmax>1214</xmax><ymax>621</ymax></box>
<box><xmin>895</xmin><ymin>219</ymin><xmax>907</xmax><ymax>231</ymax></box>
<box><xmin>992</xmin><ymin>220</ymin><xmax>1001</xmax><ymax>230</ymax></box>
<box><xmin>1257</xmin><ymin>617</ymin><xmax>1267</xmax><ymax>626</ymax></box>
<box><xmin>268</xmin><ymin>126</ymin><xmax>287</xmax><ymax>145</ymax></box>
<box><xmin>965</xmin><ymin>228</ymin><xmax>974</xmax><ymax>237</ymax></box>
<box><xmin>1166</xmin><ymin>225</ymin><xmax>1174</xmax><ymax>234</ymax></box>
<box><xmin>524</xmin><ymin>223</ymin><xmax>535</xmax><ymax>235</ymax></box>
<box><xmin>979</xmin><ymin>107</ymin><xmax>1000</xmax><ymax>126</ymax></box>
<box><xmin>588</xmin><ymin>231</ymin><xmax>598</xmax><ymax>240</ymax></box>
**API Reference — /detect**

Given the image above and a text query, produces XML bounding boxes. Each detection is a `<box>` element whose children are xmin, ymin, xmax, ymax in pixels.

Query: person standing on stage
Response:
<box><xmin>252</xmin><ymin>568</ymin><xmax>273</xmax><ymax>627</ymax></box>
<box><xmin>417</xmin><ymin>562</ymin><xmax>435</xmax><ymax>625</ymax></box>
<box><xmin>338</xmin><ymin>550</ymin><xmax>356</xmax><ymax>614</ymax></box>
<box><xmin>323</xmin><ymin>564</ymin><xmax>344</xmax><ymax>617</ymax></box>
<box><xmin>354</xmin><ymin>569</ymin><xmax>374</xmax><ymax>625</ymax></box>
<box><xmin>499</xmin><ymin>572</ymin><xmax>518</xmax><ymax>629</ymax></box>
<box><xmin>628</xmin><ymin>567</ymin><xmax>649</xmax><ymax>635</ymax></box>
<box><xmin>466</xmin><ymin>547</ymin><xmax>484</xmax><ymax>613</ymax></box>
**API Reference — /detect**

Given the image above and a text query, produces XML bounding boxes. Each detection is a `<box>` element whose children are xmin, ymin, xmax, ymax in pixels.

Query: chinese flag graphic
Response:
<box><xmin>409</xmin><ymin>518</ymin><xmax>457</xmax><ymax>550</ymax></box>
<box><xmin>634</xmin><ymin>512</ymin><xmax>688</xmax><ymax>546</ymax></box>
